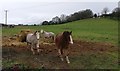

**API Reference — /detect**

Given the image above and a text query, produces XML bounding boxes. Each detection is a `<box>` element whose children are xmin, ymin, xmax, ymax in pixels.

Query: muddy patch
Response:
<box><xmin>2</xmin><ymin>36</ymin><xmax>118</xmax><ymax>69</ymax></box>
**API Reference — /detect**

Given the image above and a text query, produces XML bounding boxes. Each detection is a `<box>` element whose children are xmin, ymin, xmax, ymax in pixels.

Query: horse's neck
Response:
<box><xmin>44</xmin><ymin>31</ymin><xmax>47</xmax><ymax>33</ymax></box>
<box><xmin>62</xmin><ymin>34</ymin><xmax>69</xmax><ymax>43</ymax></box>
<box><xmin>44</xmin><ymin>31</ymin><xmax>48</xmax><ymax>34</ymax></box>
<box><xmin>29</xmin><ymin>33</ymin><xmax>33</xmax><ymax>35</ymax></box>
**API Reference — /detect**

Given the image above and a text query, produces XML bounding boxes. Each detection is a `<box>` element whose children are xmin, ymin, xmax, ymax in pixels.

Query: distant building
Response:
<box><xmin>8</xmin><ymin>24</ymin><xmax>15</xmax><ymax>28</ymax></box>
<box><xmin>0</xmin><ymin>23</ymin><xmax>4</xmax><ymax>27</ymax></box>
<box><xmin>1</xmin><ymin>23</ymin><xmax>15</xmax><ymax>28</ymax></box>
<box><xmin>18</xmin><ymin>24</ymin><xmax>23</xmax><ymax>26</ymax></box>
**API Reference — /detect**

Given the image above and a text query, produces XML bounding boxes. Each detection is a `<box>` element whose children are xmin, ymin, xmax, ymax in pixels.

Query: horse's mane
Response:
<box><xmin>55</xmin><ymin>31</ymin><xmax>70</xmax><ymax>49</ymax></box>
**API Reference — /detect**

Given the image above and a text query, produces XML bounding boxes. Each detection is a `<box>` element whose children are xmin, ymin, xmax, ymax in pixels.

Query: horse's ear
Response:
<box><xmin>63</xmin><ymin>31</ymin><xmax>66</xmax><ymax>35</ymax></box>
<box><xmin>70</xmin><ymin>31</ymin><xmax>72</xmax><ymax>34</ymax></box>
<box><xmin>34</xmin><ymin>31</ymin><xmax>37</xmax><ymax>35</ymax></box>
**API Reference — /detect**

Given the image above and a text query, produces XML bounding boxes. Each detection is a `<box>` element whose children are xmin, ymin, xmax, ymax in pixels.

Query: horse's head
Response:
<box><xmin>34</xmin><ymin>31</ymin><xmax>40</xmax><ymax>40</ymax></box>
<box><xmin>63</xmin><ymin>31</ymin><xmax>73</xmax><ymax>44</ymax></box>
<box><xmin>40</xmin><ymin>29</ymin><xmax>44</xmax><ymax>34</ymax></box>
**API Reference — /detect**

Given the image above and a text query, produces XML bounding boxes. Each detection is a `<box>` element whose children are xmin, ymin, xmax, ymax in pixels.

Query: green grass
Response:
<box><xmin>70</xmin><ymin>52</ymin><xmax>118</xmax><ymax>69</ymax></box>
<box><xmin>2</xmin><ymin>18</ymin><xmax>118</xmax><ymax>45</ymax></box>
<box><xmin>2</xmin><ymin>18</ymin><xmax>118</xmax><ymax>69</ymax></box>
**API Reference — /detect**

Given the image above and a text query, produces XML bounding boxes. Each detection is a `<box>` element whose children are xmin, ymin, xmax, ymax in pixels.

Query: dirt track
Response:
<box><xmin>2</xmin><ymin>37</ymin><xmax>118</xmax><ymax>69</ymax></box>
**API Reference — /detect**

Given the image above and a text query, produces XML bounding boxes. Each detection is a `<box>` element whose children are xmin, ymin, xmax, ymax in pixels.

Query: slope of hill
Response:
<box><xmin>2</xmin><ymin>18</ymin><xmax>118</xmax><ymax>45</ymax></box>
<box><xmin>2</xmin><ymin>18</ymin><xmax>118</xmax><ymax>69</ymax></box>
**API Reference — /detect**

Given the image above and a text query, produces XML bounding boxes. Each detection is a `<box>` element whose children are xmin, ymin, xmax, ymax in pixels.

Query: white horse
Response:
<box><xmin>26</xmin><ymin>31</ymin><xmax>40</xmax><ymax>54</ymax></box>
<box><xmin>40</xmin><ymin>29</ymin><xmax>55</xmax><ymax>40</ymax></box>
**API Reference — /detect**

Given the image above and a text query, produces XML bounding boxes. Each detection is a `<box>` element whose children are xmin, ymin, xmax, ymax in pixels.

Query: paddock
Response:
<box><xmin>2</xmin><ymin>35</ymin><xmax>118</xmax><ymax>69</ymax></box>
<box><xmin>2</xmin><ymin>18</ymin><xmax>118</xmax><ymax>69</ymax></box>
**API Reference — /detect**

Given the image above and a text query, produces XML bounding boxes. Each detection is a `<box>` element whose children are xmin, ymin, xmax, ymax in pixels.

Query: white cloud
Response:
<box><xmin>0</xmin><ymin>1</ymin><xmax>118</xmax><ymax>24</ymax></box>
<box><xmin>0</xmin><ymin>0</ymin><xmax>119</xmax><ymax>3</ymax></box>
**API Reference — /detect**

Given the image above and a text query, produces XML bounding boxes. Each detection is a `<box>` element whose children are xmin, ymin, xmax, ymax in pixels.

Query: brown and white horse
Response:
<box><xmin>55</xmin><ymin>31</ymin><xmax>73</xmax><ymax>63</ymax></box>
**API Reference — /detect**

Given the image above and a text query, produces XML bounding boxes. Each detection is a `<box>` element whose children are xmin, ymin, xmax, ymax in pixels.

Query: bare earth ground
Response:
<box><xmin>2</xmin><ymin>36</ymin><xmax>118</xmax><ymax>69</ymax></box>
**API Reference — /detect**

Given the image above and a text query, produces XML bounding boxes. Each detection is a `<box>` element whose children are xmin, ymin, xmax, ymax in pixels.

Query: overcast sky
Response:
<box><xmin>0</xmin><ymin>0</ymin><xmax>119</xmax><ymax>25</ymax></box>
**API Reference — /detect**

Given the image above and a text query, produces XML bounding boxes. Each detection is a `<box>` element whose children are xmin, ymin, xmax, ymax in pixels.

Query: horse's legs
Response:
<box><xmin>27</xmin><ymin>42</ymin><xmax>29</xmax><ymax>48</ymax></box>
<box><xmin>31</xmin><ymin>48</ymin><xmax>35</xmax><ymax>55</ymax></box>
<box><xmin>64</xmin><ymin>49</ymin><xmax>70</xmax><ymax>63</ymax></box>
<box><xmin>66</xmin><ymin>56</ymin><xmax>70</xmax><ymax>64</ymax></box>
<box><xmin>27</xmin><ymin>43</ymin><xmax>31</xmax><ymax>49</ymax></box>
<box><xmin>58</xmin><ymin>49</ymin><xmax>64</xmax><ymax>61</ymax></box>
<box><xmin>37</xmin><ymin>48</ymin><xmax>40</xmax><ymax>53</ymax></box>
<box><xmin>36</xmin><ymin>43</ymin><xmax>40</xmax><ymax>53</ymax></box>
<box><xmin>31</xmin><ymin>44</ymin><xmax>35</xmax><ymax>55</ymax></box>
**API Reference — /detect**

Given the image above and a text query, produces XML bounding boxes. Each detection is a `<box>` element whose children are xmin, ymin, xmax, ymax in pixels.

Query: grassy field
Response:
<box><xmin>2</xmin><ymin>18</ymin><xmax>118</xmax><ymax>45</ymax></box>
<box><xmin>2</xmin><ymin>18</ymin><xmax>119</xmax><ymax>69</ymax></box>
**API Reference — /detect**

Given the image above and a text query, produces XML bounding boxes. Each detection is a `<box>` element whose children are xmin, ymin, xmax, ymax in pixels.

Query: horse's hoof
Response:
<box><xmin>37</xmin><ymin>53</ymin><xmax>39</xmax><ymax>55</ymax></box>
<box><xmin>33</xmin><ymin>52</ymin><xmax>35</xmax><ymax>55</ymax></box>
<box><xmin>67</xmin><ymin>61</ymin><xmax>70</xmax><ymax>64</ymax></box>
<box><xmin>61</xmin><ymin>58</ymin><xmax>64</xmax><ymax>61</ymax></box>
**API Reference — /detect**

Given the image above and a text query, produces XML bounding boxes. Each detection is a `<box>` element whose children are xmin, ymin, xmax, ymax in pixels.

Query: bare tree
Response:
<box><xmin>52</xmin><ymin>16</ymin><xmax>61</xmax><ymax>24</ymax></box>
<box><xmin>112</xmin><ymin>7</ymin><xmax>120</xmax><ymax>12</ymax></box>
<box><xmin>60</xmin><ymin>14</ymin><xmax>67</xmax><ymax>22</ymax></box>
<box><xmin>118</xmin><ymin>1</ymin><xmax>120</xmax><ymax>7</ymax></box>
<box><xmin>102</xmin><ymin>7</ymin><xmax>109</xmax><ymax>14</ymax></box>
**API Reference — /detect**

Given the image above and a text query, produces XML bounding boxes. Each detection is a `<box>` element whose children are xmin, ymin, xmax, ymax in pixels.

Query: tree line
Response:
<box><xmin>100</xmin><ymin>7</ymin><xmax>120</xmax><ymax>20</ymax></box>
<box><xmin>42</xmin><ymin>9</ymin><xmax>93</xmax><ymax>25</ymax></box>
<box><xmin>42</xmin><ymin>7</ymin><xmax>120</xmax><ymax>25</ymax></box>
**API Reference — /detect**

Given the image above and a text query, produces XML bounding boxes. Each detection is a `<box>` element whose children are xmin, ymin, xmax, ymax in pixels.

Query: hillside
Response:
<box><xmin>2</xmin><ymin>18</ymin><xmax>118</xmax><ymax>45</ymax></box>
<box><xmin>2</xmin><ymin>18</ymin><xmax>118</xmax><ymax>69</ymax></box>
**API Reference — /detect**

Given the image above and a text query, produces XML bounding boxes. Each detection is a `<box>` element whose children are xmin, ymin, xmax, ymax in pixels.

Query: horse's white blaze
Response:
<box><xmin>69</xmin><ymin>35</ymin><xmax>73</xmax><ymax>44</ymax></box>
